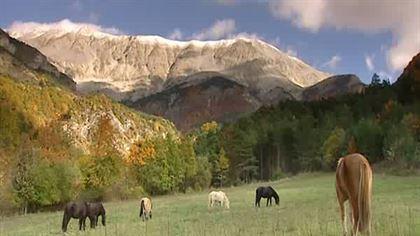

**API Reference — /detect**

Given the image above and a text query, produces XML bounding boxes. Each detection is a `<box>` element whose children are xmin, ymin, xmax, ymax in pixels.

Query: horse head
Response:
<box><xmin>224</xmin><ymin>195</ymin><xmax>230</xmax><ymax>209</ymax></box>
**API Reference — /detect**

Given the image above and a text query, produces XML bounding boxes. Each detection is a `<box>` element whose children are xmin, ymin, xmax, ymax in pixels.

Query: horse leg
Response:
<box><xmin>337</xmin><ymin>193</ymin><xmax>348</xmax><ymax>236</ymax></box>
<box><xmin>149</xmin><ymin>211</ymin><xmax>152</xmax><ymax>219</ymax></box>
<box><xmin>269</xmin><ymin>197</ymin><xmax>272</xmax><ymax>206</ymax></box>
<box><xmin>79</xmin><ymin>218</ymin><xmax>83</xmax><ymax>231</ymax></box>
<box><xmin>90</xmin><ymin>216</ymin><xmax>96</xmax><ymax>228</ymax></box>
<box><xmin>266</xmin><ymin>198</ymin><xmax>269</xmax><ymax>207</ymax></box>
<box><xmin>62</xmin><ymin>213</ymin><xmax>70</xmax><ymax>232</ymax></box>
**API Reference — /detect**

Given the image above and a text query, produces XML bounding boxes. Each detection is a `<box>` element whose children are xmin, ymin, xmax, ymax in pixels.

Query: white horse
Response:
<box><xmin>208</xmin><ymin>191</ymin><xmax>230</xmax><ymax>209</ymax></box>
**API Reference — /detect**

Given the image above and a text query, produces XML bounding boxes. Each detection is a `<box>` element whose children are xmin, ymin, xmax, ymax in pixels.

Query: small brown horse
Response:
<box><xmin>336</xmin><ymin>153</ymin><xmax>372</xmax><ymax>235</ymax></box>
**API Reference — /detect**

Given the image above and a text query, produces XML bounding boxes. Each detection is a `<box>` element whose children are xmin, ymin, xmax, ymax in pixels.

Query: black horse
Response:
<box><xmin>62</xmin><ymin>202</ymin><xmax>89</xmax><ymax>232</ymax></box>
<box><xmin>87</xmin><ymin>202</ymin><xmax>106</xmax><ymax>229</ymax></box>
<box><xmin>255</xmin><ymin>186</ymin><xmax>280</xmax><ymax>207</ymax></box>
<box><xmin>62</xmin><ymin>202</ymin><xmax>106</xmax><ymax>232</ymax></box>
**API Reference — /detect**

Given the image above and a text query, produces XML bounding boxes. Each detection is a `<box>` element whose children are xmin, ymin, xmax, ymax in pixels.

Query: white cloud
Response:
<box><xmin>168</xmin><ymin>28</ymin><xmax>183</xmax><ymax>40</ymax></box>
<box><xmin>8</xmin><ymin>19</ymin><xmax>123</xmax><ymax>37</ymax></box>
<box><xmin>269</xmin><ymin>0</ymin><xmax>420</xmax><ymax>71</ymax></box>
<box><xmin>171</xmin><ymin>19</ymin><xmax>263</xmax><ymax>41</ymax></box>
<box><xmin>191</xmin><ymin>19</ymin><xmax>236</xmax><ymax>40</ymax></box>
<box><xmin>322</xmin><ymin>55</ymin><xmax>341</xmax><ymax>69</ymax></box>
<box><xmin>232</xmin><ymin>32</ymin><xmax>263</xmax><ymax>40</ymax></box>
<box><xmin>365</xmin><ymin>54</ymin><xmax>375</xmax><ymax>71</ymax></box>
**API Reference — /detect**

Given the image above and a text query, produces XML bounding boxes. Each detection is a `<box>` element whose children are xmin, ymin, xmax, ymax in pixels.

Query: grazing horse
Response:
<box><xmin>62</xmin><ymin>202</ymin><xmax>89</xmax><ymax>232</ymax></box>
<box><xmin>87</xmin><ymin>202</ymin><xmax>106</xmax><ymax>229</ymax></box>
<box><xmin>336</xmin><ymin>153</ymin><xmax>372</xmax><ymax>235</ymax></box>
<box><xmin>255</xmin><ymin>186</ymin><xmax>279</xmax><ymax>207</ymax></box>
<box><xmin>208</xmin><ymin>191</ymin><xmax>230</xmax><ymax>209</ymax></box>
<box><xmin>139</xmin><ymin>197</ymin><xmax>152</xmax><ymax>221</ymax></box>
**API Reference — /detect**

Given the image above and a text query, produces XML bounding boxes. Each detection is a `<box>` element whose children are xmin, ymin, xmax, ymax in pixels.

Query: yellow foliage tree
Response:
<box><xmin>126</xmin><ymin>140</ymin><xmax>156</xmax><ymax>166</ymax></box>
<box><xmin>201</xmin><ymin>121</ymin><xmax>219</xmax><ymax>134</ymax></box>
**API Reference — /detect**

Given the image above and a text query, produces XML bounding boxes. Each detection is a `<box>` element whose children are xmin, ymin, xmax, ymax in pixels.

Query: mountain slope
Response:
<box><xmin>302</xmin><ymin>74</ymin><xmax>365</xmax><ymax>101</ymax></box>
<box><xmin>0</xmin><ymin>28</ymin><xmax>75</xmax><ymax>90</ymax></box>
<box><xmin>394</xmin><ymin>52</ymin><xmax>420</xmax><ymax>103</ymax></box>
<box><xmin>0</xmin><ymin>28</ymin><xmax>178</xmax><ymax>156</ymax></box>
<box><xmin>8</xmin><ymin>20</ymin><xmax>332</xmax><ymax>130</ymax></box>
<box><xmin>9</xmin><ymin>21</ymin><xmax>329</xmax><ymax>103</ymax></box>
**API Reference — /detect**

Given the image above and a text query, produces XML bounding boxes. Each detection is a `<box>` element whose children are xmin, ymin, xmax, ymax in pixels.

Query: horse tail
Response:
<box><xmin>140</xmin><ymin>199</ymin><xmax>144</xmax><ymax>217</ymax></box>
<box><xmin>357</xmin><ymin>161</ymin><xmax>372</xmax><ymax>233</ymax></box>
<box><xmin>208</xmin><ymin>193</ymin><xmax>212</xmax><ymax>208</ymax></box>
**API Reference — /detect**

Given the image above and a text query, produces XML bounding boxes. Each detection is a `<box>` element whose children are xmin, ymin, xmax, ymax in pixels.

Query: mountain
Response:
<box><xmin>9</xmin><ymin>21</ymin><xmax>329</xmax><ymax>102</ymax></box>
<box><xmin>8</xmin><ymin>20</ymin><xmax>332</xmax><ymax>130</ymax></box>
<box><xmin>0</xmin><ymin>28</ymin><xmax>177</xmax><ymax>156</ymax></box>
<box><xmin>394</xmin><ymin>52</ymin><xmax>420</xmax><ymax>103</ymax></box>
<box><xmin>302</xmin><ymin>74</ymin><xmax>365</xmax><ymax>101</ymax></box>
<box><xmin>0</xmin><ymin>28</ymin><xmax>75</xmax><ymax>90</ymax></box>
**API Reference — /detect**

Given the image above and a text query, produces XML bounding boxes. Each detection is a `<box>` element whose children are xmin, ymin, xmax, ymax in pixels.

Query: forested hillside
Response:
<box><xmin>193</xmin><ymin>54</ymin><xmax>420</xmax><ymax>184</ymax></box>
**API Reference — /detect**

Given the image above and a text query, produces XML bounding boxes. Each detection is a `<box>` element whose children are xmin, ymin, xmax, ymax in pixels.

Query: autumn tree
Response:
<box><xmin>322</xmin><ymin>127</ymin><xmax>346</xmax><ymax>169</ymax></box>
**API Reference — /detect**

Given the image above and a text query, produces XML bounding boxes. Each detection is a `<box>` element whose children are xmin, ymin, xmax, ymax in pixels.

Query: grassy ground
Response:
<box><xmin>1</xmin><ymin>173</ymin><xmax>420</xmax><ymax>236</ymax></box>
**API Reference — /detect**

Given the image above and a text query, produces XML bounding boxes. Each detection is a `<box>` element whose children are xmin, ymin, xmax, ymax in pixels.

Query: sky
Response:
<box><xmin>1</xmin><ymin>0</ymin><xmax>419</xmax><ymax>83</ymax></box>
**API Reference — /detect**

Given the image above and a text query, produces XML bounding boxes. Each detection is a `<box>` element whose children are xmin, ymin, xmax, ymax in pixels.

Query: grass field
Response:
<box><xmin>1</xmin><ymin>173</ymin><xmax>420</xmax><ymax>236</ymax></box>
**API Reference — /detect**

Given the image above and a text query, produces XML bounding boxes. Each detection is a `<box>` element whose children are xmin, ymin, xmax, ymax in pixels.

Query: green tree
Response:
<box><xmin>12</xmin><ymin>147</ymin><xmax>37</xmax><ymax>214</ymax></box>
<box><xmin>322</xmin><ymin>127</ymin><xmax>346</xmax><ymax>169</ymax></box>
<box><xmin>351</xmin><ymin>118</ymin><xmax>384</xmax><ymax>162</ymax></box>
<box><xmin>78</xmin><ymin>154</ymin><xmax>122</xmax><ymax>200</ymax></box>
<box><xmin>383</xmin><ymin>124</ymin><xmax>420</xmax><ymax>166</ymax></box>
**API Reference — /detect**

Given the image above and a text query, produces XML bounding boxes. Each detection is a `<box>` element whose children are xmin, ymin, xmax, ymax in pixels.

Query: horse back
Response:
<box><xmin>140</xmin><ymin>198</ymin><xmax>152</xmax><ymax>212</ymax></box>
<box><xmin>64</xmin><ymin>202</ymin><xmax>87</xmax><ymax>218</ymax></box>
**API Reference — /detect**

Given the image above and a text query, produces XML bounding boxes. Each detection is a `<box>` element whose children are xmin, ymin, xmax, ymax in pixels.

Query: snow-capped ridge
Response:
<box><xmin>9</xmin><ymin>19</ymin><xmax>330</xmax><ymax>102</ymax></box>
<box><xmin>8</xmin><ymin>19</ymin><xmax>121</xmax><ymax>39</ymax></box>
<box><xmin>9</xmin><ymin>19</ymin><xmax>284</xmax><ymax>50</ymax></box>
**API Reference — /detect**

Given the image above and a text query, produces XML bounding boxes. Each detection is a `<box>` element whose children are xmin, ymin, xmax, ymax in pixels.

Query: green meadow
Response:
<box><xmin>1</xmin><ymin>173</ymin><xmax>419</xmax><ymax>236</ymax></box>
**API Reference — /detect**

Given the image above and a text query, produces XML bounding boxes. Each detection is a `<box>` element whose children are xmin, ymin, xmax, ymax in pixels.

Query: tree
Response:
<box><xmin>78</xmin><ymin>154</ymin><xmax>122</xmax><ymax>200</ymax></box>
<box><xmin>351</xmin><ymin>119</ymin><xmax>384</xmax><ymax>162</ymax></box>
<box><xmin>216</xmin><ymin>148</ymin><xmax>229</xmax><ymax>187</ymax></box>
<box><xmin>383</xmin><ymin>123</ymin><xmax>419</xmax><ymax>165</ymax></box>
<box><xmin>370</xmin><ymin>73</ymin><xmax>381</xmax><ymax>86</ymax></box>
<box><xmin>322</xmin><ymin>127</ymin><xmax>346</xmax><ymax>169</ymax></box>
<box><xmin>12</xmin><ymin>147</ymin><xmax>37</xmax><ymax>214</ymax></box>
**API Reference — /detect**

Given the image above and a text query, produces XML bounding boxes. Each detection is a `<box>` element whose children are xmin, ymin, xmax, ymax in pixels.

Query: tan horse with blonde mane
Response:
<box><xmin>139</xmin><ymin>197</ymin><xmax>152</xmax><ymax>221</ymax></box>
<box><xmin>336</xmin><ymin>153</ymin><xmax>372</xmax><ymax>235</ymax></box>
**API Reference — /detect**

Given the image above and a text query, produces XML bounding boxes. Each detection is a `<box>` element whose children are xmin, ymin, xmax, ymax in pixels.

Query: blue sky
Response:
<box><xmin>1</xmin><ymin>0</ymin><xmax>419</xmax><ymax>83</ymax></box>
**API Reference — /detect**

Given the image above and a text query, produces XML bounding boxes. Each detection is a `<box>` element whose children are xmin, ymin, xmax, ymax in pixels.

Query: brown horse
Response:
<box><xmin>336</xmin><ymin>153</ymin><xmax>372</xmax><ymax>235</ymax></box>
